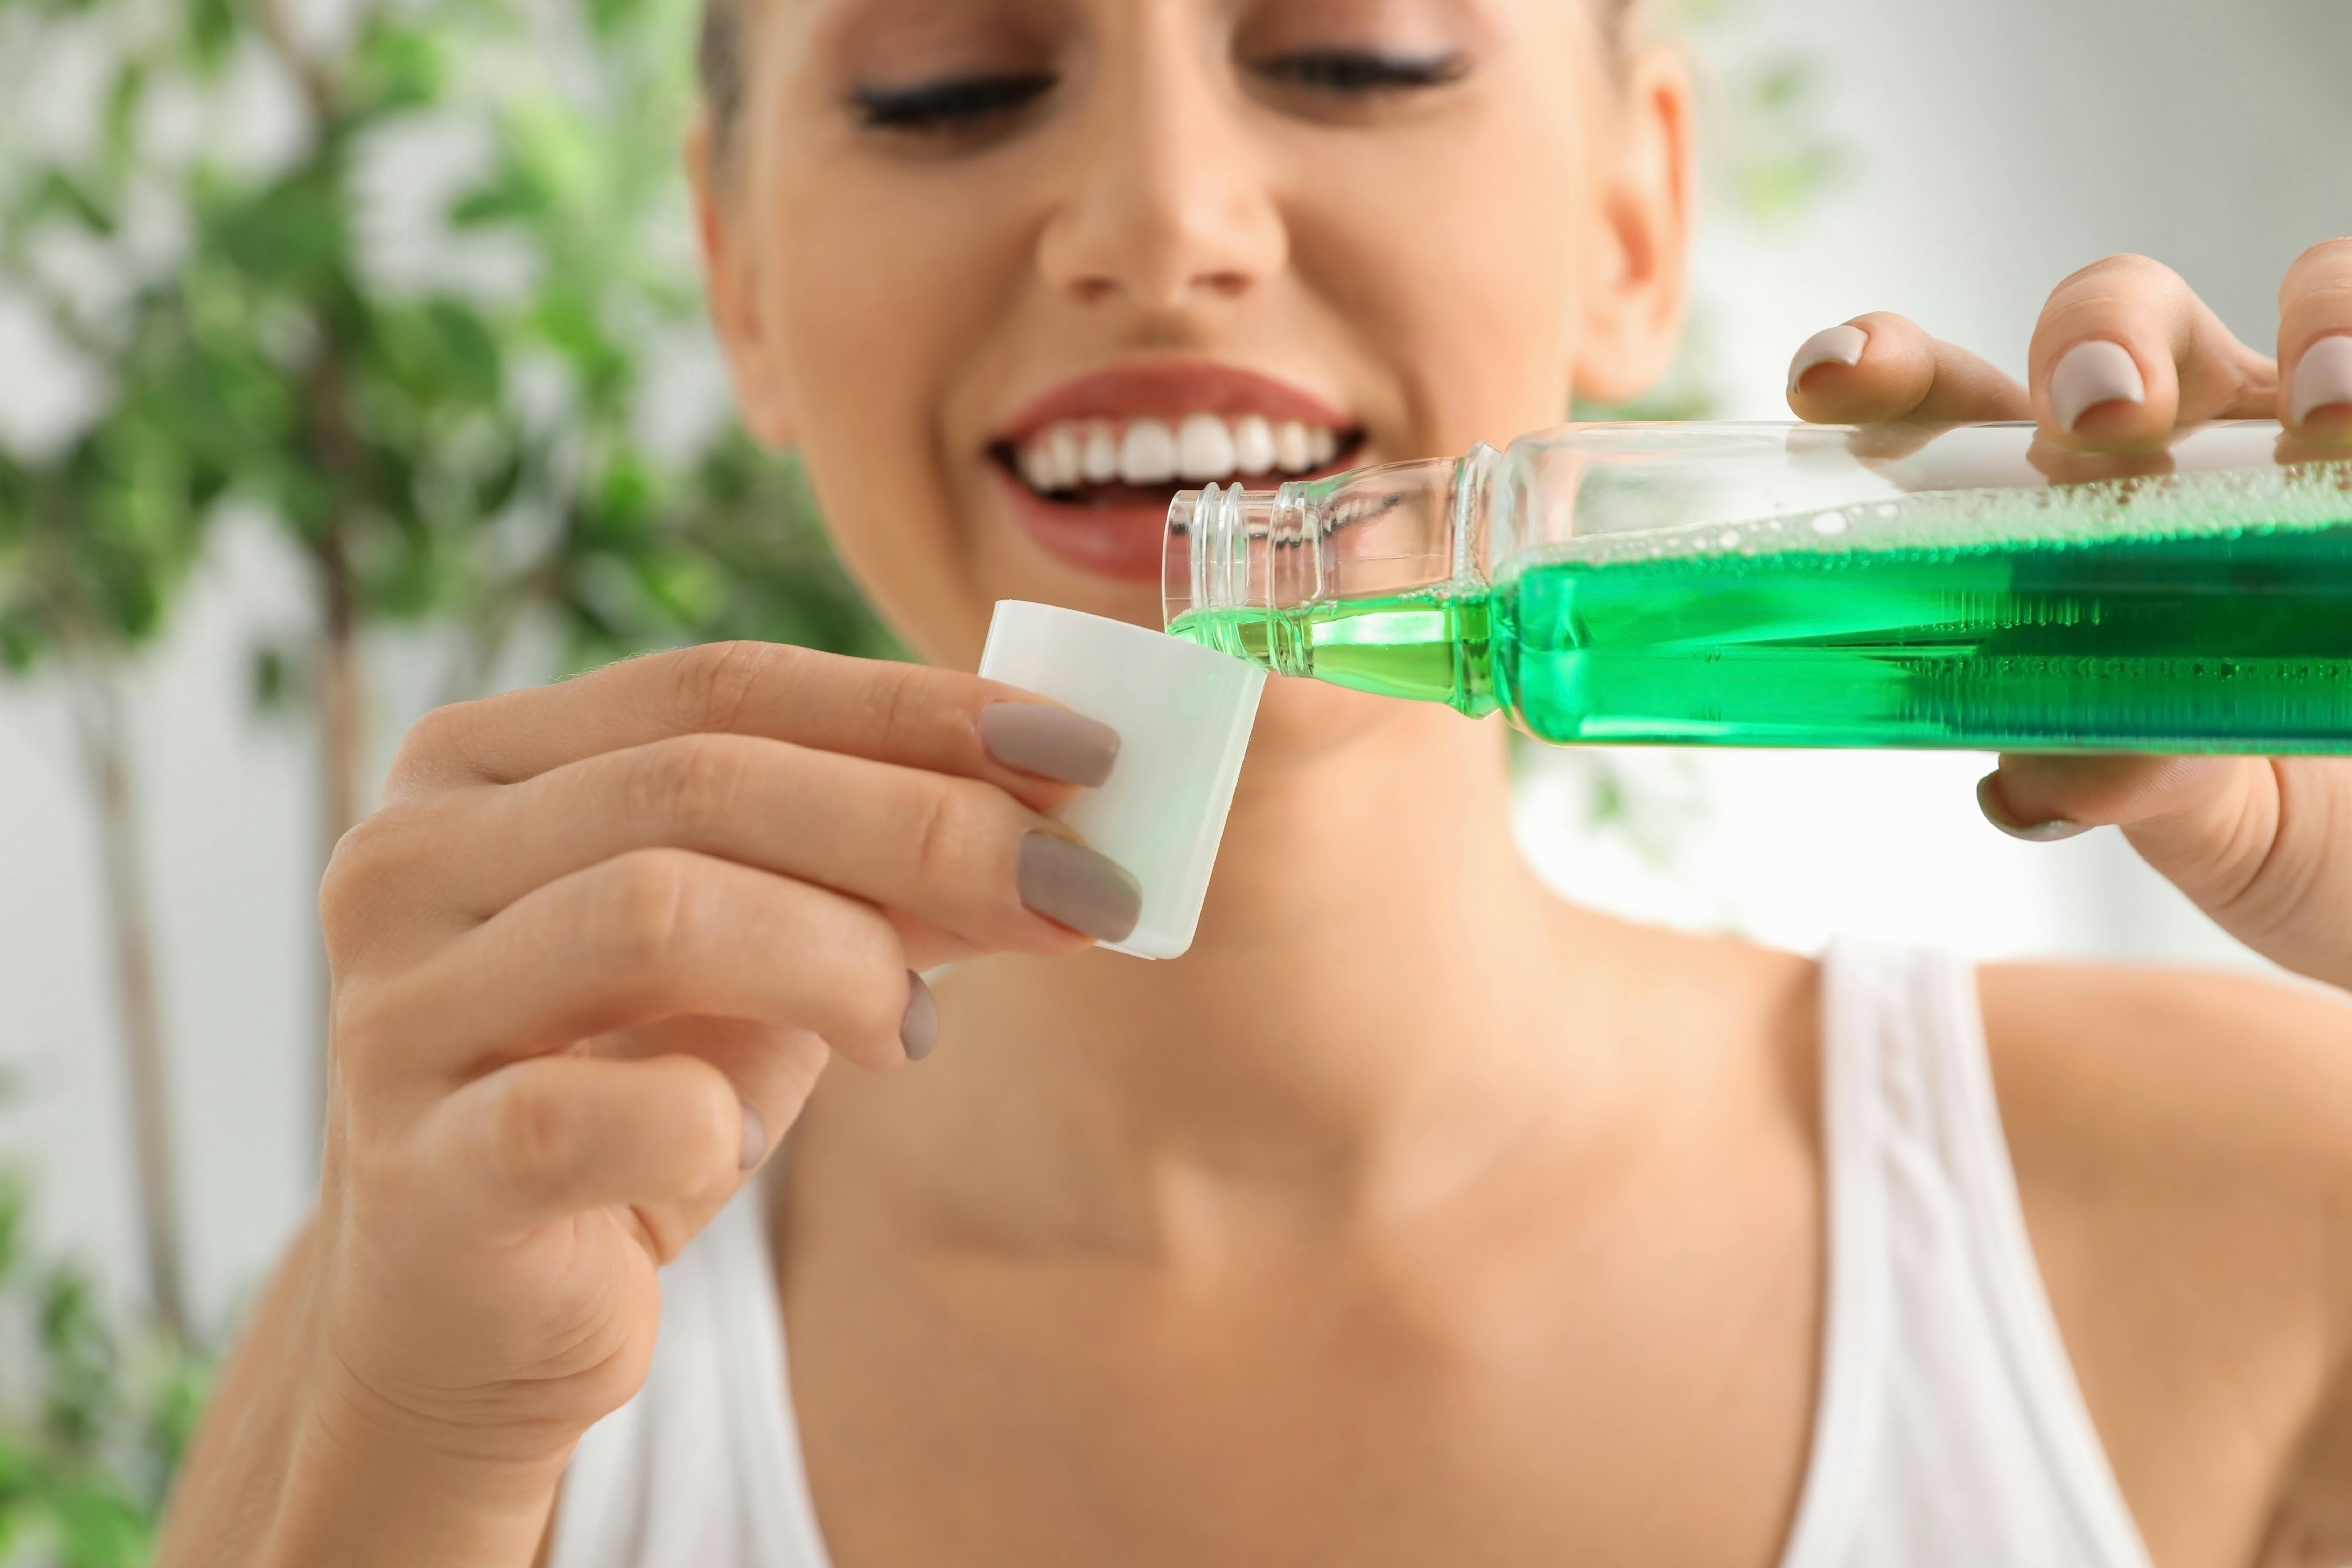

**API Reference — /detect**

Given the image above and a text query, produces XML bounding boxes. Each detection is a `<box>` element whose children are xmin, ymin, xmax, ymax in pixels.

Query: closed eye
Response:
<box><xmin>1251</xmin><ymin>49</ymin><xmax>1470</xmax><ymax>94</ymax></box>
<box><xmin>851</xmin><ymin>72</ymin><xmax>1056</xmax><ymax>133</ymax></box>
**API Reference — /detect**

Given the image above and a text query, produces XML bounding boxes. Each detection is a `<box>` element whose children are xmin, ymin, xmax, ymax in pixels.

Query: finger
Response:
<box><xmin>338</xmin><ymin>848</ymin><xmax>927</xmax><ymax>1084</ymax></box>
<box><xmin>2280</xmin><ymin>238</ymin><xmax>2352</xmax><ymax>444</ymax></box>
<box><xmin>1977</xmin><ymin>753</ymin><xmax>2235</xmax><ymax>836</ymax></box>
<box><xmin>424</xmin><ymin>1052</ymin><xmax>747</xmax><ymax>1246</ymax></box>
<box><xmin>2028</xmin><ymin>255</ymin><xmax>2277</xmax><ymax>452</ymax></box>
<box><xmin>1980</xmin><ymin>755</ymin><xmax>2352</xmax><ymax>989</ymax></box>
<box><xmin>344</xmin><ymin>734</ymin><xmax>1106</xmax><ymax>962</ymax></box>
<box><xmin>593</xmin><ymin>1015</ymin><xmax>844</xmax><ymax>1159</ymax></box>
<box><xmin>1786</xmin><ymin>313</ymin><xmax>2032</xmax><ymax>425</ymax></box>
<box><xmin>383</xmin><ymin>641</ymin><xmax>1118</xmax><ymax>813</ymax></box>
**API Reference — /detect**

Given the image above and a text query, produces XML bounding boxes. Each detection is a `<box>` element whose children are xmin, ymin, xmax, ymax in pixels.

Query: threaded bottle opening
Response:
<box><xmin>1164</xmin><ymin>458</ymin><xmax>1480</xmax><ymax>675</ymax></box>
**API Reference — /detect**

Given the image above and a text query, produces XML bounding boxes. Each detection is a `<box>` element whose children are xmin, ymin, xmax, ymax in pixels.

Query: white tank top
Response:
<box><xmin>551</xmin><ymin>943</ymin><xmax>2154</xmax><ymax>1568</ymax></box>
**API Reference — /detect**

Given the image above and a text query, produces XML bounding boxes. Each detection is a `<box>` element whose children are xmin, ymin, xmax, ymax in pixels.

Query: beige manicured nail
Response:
<box><xmin>1787</xmin><ymin>324</ymin><xmax>1870</xmax><ymax>394</ymax></box>
<box><xmin>2290</xmin><ymin>335</ymin><xmax>2352</xmax><ymax>425</ymax></box>
<box><xmin>980</xmin><ymin>703</ymin><xmax>1120</xmax><ymax>787</ymax></box>
<box><xmin>2049</xmin><ymin>341</ymin><xmax>2146</xmax><ymax>432</ymax></box>
<box><xmin>738</xmin><ymin>1104</ymin><xmax>769</xmax><ymax>1171</ymax></box>
<box><xmin>1017</xmin><ymin>833</ymin><xmax>1141</xmax><ymax>942</ymax></box>
<box><xmin>901</xmin><ymin>971</ymin><xmax>939</xmax><ymax>1062</ymax></box>
<box><xmin>1976</xmin><ymin>774</ymin><xmax>2090</xmax><ymax>844</ymax></box>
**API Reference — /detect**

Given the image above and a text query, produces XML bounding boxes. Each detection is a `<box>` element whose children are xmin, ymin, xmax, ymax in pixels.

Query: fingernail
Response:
<box><xmin>1017</xmin><ymin>832</ymin><xmax>1142</xmax><ymax>943</ymax></box>
<box><xmin>980</xmin><ymin>704</ymin><xmax>1120</xmax><ymax>788</ymax></box>
<box><xmin>901</xmin><ymin>970</ymin><xmax>939</xmax><ymax>1062</ymax></box>
<box><xmin>738</xmin><ymin>1103</ymin><xmax>769</xmax><ymax>1171</ymax></box>
<box><xmin>1976</xmin><ymin>773</ymin><xmax>2091</xmax><ymax>843</ymax></box>
<box><xmin>1787</xmin><ymin>324</ymin><xmax>1870</xmax><ymax>395</ymax></box>
<box><xmin>2049</xmin><ymin>340</ymin><xmax>2146</xmax><ymax>432</ymax></box>
<box><xmin>2290</xmin><ymin>335</ymin><xmax>2352</xmax><ymax>425</ymax></box>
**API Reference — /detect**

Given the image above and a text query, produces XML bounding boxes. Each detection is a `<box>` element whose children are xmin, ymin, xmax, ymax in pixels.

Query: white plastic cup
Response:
<box><xmin>977</xmin><ymin>601</ymin><xmax>1265</xmax><ymax>960</ymax></box>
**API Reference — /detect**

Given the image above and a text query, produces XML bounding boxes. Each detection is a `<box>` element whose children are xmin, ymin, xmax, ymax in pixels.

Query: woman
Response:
<box><xmin>161</xmin><ymin>0</ymin><xmax>2352</xmax><ymax>1563</ymax></box>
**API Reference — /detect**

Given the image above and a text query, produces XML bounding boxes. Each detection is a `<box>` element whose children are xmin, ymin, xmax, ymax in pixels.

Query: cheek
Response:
<box><xmin>757</xmin><ymin>162</ymin><xmax>1035</xmax><ymax>663</ymax></box>
<box><xmin>1286</xmin><ymin>96</ymin><xmax>1590</xmax><ymax>454</ymax></box>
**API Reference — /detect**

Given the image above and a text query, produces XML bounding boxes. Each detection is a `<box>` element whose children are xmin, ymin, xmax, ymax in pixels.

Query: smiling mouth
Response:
<box><xmin>993</xmin><ymin>412</ymin><xmax>1366</xmax><ymax>508</ymax></box>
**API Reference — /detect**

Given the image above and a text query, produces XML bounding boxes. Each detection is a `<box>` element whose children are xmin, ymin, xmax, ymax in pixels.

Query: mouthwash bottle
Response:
<box><xmin>1162</xmin><ymin>421</ymin><xmax>2352</xmax><ymax>754</ymax></box>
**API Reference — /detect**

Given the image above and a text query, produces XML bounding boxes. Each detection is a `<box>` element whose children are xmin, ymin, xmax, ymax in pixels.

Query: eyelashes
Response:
<box><xmin>848</xmin><ymin>49</ymin><xmax>1469</xmax><ymax>137</ymax></box>
<box><xmin>851</xmin><ymin>73</ymin><xmax>1056</xmax><ymax>133</ymax></box>
<box><xmin>1251</xmin><ymin>49</ymin><xmax>1471</xmax><ymax>94</ymax></box>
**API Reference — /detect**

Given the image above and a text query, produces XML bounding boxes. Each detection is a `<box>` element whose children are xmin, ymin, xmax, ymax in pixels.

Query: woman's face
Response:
<box><xmin>696</xmin><ymin>0</ymin><xmax>1690</xmax><ymax>681</ymax></box>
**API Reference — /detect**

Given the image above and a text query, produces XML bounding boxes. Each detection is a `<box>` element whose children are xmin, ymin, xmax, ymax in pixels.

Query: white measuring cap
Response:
<box><xmin>977</xmin><ymin>600</ymin><xmax>1265</xmax><ymax>960</ymax></box>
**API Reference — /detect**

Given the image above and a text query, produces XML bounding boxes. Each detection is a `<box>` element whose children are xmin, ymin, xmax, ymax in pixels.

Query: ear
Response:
<box><xmin>687</xmin><ymin>115</ymin><xmax>800</xmax><ymax>449</ymax></box>
<box><xmin>1573</xmin><ymin>43</ymin><xmax>1694</xmax><ymax>406</ymax></box>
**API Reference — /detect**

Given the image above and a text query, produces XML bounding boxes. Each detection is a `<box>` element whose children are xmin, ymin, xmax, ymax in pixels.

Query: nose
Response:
<box><xmin>1037</xmin><ymin>23</ymin><xmax>1287</xmax><ymax>313</ymax></box>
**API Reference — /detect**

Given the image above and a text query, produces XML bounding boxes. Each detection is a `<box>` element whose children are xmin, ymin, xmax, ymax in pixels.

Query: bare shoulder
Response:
<box><xmin>1976</xmin><ymin>961</ymin><xmax>2352</xmax><ymax>1549</ymax></box>
<box><xmin>1978</xmin><ymin>960</ymin><xmax>2352</xmax><ymax>1203</ymax></box>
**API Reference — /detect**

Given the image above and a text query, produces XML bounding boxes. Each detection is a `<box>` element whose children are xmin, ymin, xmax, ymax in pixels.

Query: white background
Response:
<box><xmin>3</xmin><ymin>0</ymin><xmax>2349</xmax><ymax>1332</ymax></box>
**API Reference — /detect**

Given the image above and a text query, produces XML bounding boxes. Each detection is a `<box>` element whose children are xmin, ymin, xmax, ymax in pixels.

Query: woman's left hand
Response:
<box><xmin>1786</xmin><ymin>239</ymin><xmax>2352</xmax><ymax>990</ymax></box>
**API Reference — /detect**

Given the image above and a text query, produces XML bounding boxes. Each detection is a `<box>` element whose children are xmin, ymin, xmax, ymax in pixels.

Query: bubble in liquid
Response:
<box><xmin>1719</xmin><ymin>528</ymin><xmax>1744</xmax><ymax>550</ymax></box>
<box><xmin>1811</xmin><ymin>511</ymin><xmax>1850</xmax><ymax>537</ymax></box>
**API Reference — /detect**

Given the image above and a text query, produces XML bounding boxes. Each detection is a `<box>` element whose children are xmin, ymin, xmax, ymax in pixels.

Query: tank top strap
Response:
<box><xmin>1777</xmin><ymin>940</ymin><xmax>2152</xmax><ymax>1568</ymax></box>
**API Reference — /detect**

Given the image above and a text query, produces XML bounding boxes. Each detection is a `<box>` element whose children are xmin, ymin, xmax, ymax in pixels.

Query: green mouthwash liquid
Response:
<box><xmin>1169</xmin><ymin>465</ymin><xmax>2352</xmax><ymax>754</ymax></box>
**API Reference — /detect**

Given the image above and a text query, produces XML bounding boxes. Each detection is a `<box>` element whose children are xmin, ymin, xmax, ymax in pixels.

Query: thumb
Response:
<box><xmin>1983</xmin><ymin>754</ymin><xmax>2352</xmax><ymax>989</ymax></box>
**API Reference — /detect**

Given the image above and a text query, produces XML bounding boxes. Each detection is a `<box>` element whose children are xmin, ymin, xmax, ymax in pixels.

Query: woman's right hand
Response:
<box><xmin>204</xmin><ymin>642</ymin><xmax>1131</xmax><ymax>1567</ymax></box>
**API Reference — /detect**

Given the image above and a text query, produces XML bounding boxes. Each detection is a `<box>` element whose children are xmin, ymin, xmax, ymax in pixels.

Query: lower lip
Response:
<box><xmin>993</xmin><ymin>467</ymin><xmax>1177</xmax><ymax>583</ymax></box>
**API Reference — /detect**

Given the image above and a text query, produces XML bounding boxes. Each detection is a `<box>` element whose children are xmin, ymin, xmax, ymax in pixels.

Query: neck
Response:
<box><xmin>929</xmin><ymin>690</ymin><xmax>1653</xmax><ymax>1240</ymax></box>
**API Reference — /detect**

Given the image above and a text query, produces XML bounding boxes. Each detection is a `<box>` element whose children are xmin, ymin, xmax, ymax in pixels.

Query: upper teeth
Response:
<box><xmin>1016</xmin><ymin>415</ymin><xmax>1344</xmax><ymax>493</ymax></box>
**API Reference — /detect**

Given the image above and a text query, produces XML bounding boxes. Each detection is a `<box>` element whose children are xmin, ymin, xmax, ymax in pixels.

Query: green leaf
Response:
<box><xmin>208</xmin><ymin>174</ymin><xmax>346</xmax><ymax>291</ymax></box>
<box><xmin>101</xmin><ymin>61</ymin><xmax>146</xmax><ymax>169</ymax></box>
<box><xmin>348</xmin><ymin>15</ymin><xmax>447</xmax><ymax>118</ymax></box>
<box><xmin>249</xmin><ymin>641</ymin><xmax>299</xmax><ymax>709</ymax></box>
<box><xmin>27</xmin><ymin>169</ymin><xmax>116</xmax><ymax>236</ymax></box>
<box><xmin>187</xmin><ymin>0</ymin><xmax>235</xmax><ymax>62</ymax></box>
<box><xmin>583</xmin><ymin>0</ymin><xmax>648</xmax><ymax>41</ymax></box>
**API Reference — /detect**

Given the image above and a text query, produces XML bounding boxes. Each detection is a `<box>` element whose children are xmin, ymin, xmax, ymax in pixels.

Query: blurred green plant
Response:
<box><xmin>0</xmin><ymin>1169</ymin><xmax>210</xmax><ymax>1568</ymax></box>
<box><xmin>0</xmin><ymin>0</ymin><xmax>894</xmax><ymax>1185</ymax></box>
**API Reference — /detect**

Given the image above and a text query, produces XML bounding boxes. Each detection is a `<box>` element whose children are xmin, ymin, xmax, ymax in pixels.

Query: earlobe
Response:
<box><xmin>1573</xmin><ymin>46</ymin><xmax>1695</xmax><ymax>407</ymax></box>
<box><xmin>686</xmin><ymin>117</ymin><xmax>800</xmax><ymax>449</ymax></box>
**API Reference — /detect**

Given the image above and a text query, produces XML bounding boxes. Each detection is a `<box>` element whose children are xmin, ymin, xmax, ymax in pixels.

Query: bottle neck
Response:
<box><xmin>1163</xmin><ymin>448</ymin><xmax>1503</xmax><ymax>713</ymax></box>
<box><xmin>1163</xmin><ymin>447</ymin><xmax>1498</xmax><ymax>644</ymax></box>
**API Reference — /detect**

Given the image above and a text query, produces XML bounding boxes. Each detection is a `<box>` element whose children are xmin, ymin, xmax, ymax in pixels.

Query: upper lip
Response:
<box><xmin>993</xmin><ymin>360</ymin><xmax>1357</xmax><ymax>447</ymax></box>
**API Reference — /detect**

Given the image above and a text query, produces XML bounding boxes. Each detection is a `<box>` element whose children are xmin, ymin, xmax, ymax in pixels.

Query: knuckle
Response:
<box><xmin>665</xmin><ymin>640</ymin><xmax>796</xmax><ymax>734</ymax></box>
<box><xmin>483</xmin><ymin>1073</ymin><xmax>587</xmax><ymax>1195</ymax></box>
<box><xmin>866</xmin><ymin>661</ymin><xmax>932</xmax><ymax>755</ymax></box>
<box><xmin>591</xmin><ymin>848</ymin><xmax>702</xmax><ymax>978</ymax></box>
<box><xmin>902</xmin><ymin>777</ymin><xmax>983</xmax><ymax>885</ymax></box>
<box><xmin>385</xmin><ymin>700</ymin><xmax>478</xmax><ymax>791</ymax></box>
<box><xmin>318</xmin><ymin>810</ymin><xmax>411</xmax><ymax>958</ymax></box>
<box><xmin>634</xmin><ymin>734</ymin><xmax>753</xmax><ymax>835</ymax></box>
<box><xmin>326</xmin><ymin>974</ymin><xmax>396</xmax><ymax>1070</ymax></box>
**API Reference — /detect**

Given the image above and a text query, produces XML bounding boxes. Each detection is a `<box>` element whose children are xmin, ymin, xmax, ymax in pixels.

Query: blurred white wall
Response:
<box><xmin>2</xmin><ymin>0</ymin><xmax>2348</xmax><ymax>1329</ymax></box>
<box><xmin>1518</xmin><ymin>0</ymin><xmax>2352</xmax><ymax>973</ymax></box>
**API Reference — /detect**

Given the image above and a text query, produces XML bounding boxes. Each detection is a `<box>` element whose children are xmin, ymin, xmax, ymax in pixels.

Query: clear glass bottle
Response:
<box><xmin>1161</xmin><ymin>421</ymin><xmax>2352</xmax><ymax>753</ymax></box>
